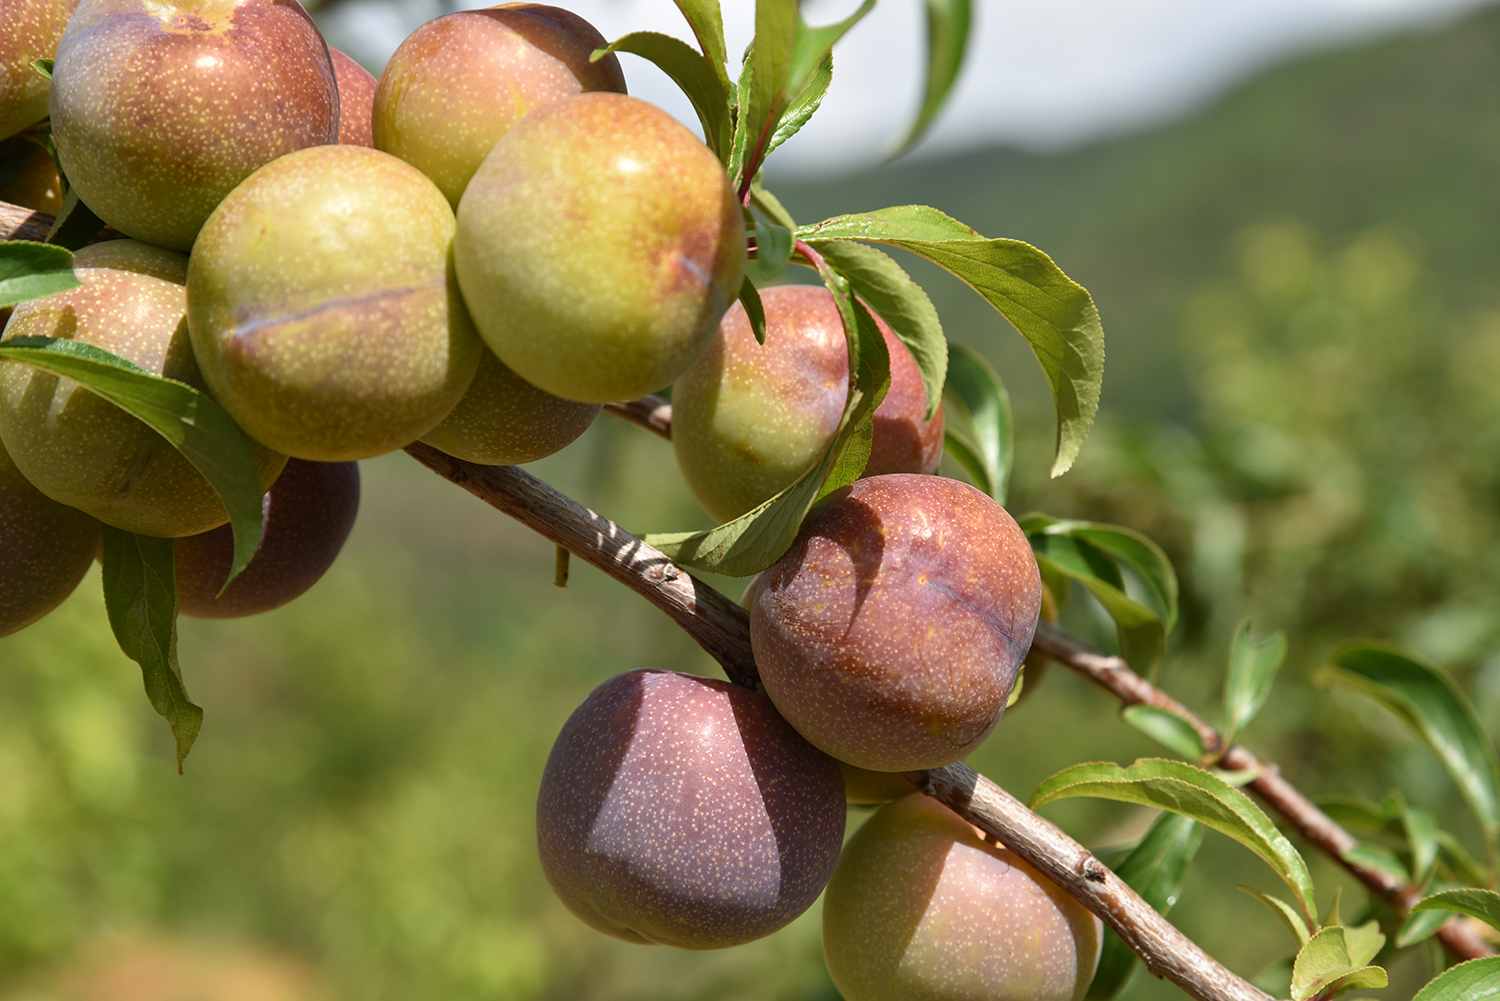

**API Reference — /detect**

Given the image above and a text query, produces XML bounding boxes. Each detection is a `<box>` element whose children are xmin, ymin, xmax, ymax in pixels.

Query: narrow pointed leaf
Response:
<box><xmin>941</xmin><ymin>343</ymin><xmax>1010</xmax><ymax>502</ymax></box>
<box><xmin>891</xmin><ymin>0</ymin><xmax>971</xmax><ymax>157</ymax></box>
<box><xmin>766</xmin><ymin>51</ymin><xmax>831</xmax><ymax>158</ymax></box>
<box><xmin>1318</xmin><ymin>643</ymin><xmax>1500</xmax><ymax>842</ymax></box>
<box><xmin>731</xmin><ymin>0</ymin><xmax>798</xmax><ymax>188</ymax></box>
<box><xmin>787</xmin><ymin>0</ymin><xmax>872</xmax><ymax>98</ymax></box>
<box><xmin>32</xmin><ymin>57</ymin><xmax>53</xmax><ymax>78</ymax></box>
<box><xmin>1121</xmin><ymin>704</ymin><xmax>1205</xmax><ymax>760</ymax></box>
<box><xmin>797</xmin><ymin>206</ymin><xmax>1102</xmax><ymax>476</ymax></box>
<box><xmin>1224</xmin><ymin>619</ymin><xmax>1288</xmax><ymax>744</ymax></box>
<box><xmin>671</xmin><ymin>0</ymin><xmax>730</xmax><ymax>90</ymax></box>
<box><xmin>1413</xmin><ymin>888</ymin><xmax>1500</xmax><ymax>936</ymax></box>
<box><xmin>0</xmin><ymin>337</ymin><xmax>265</xmax><ymax>584</ymax></box>
<box><xmin>596</xmin><ymin>32</ymin><xmax>731</xmax><ymax>157</ymax></box>
<box><xmin>1399</xmin><ymin>797</ymin><xmax>1440</xmax><ymax>881</ymax></box>
<box><xmin>1341</xmin><ymin>842</ymin><xmax>1409</xmax><ymax>883</ymax></box>
<box><xmin>738</xmin><ymin>275</ymin><xmax>767</xmax><ymax>344</ymax></box>
<box><xmin>1397</xmin><ymin>907</ymin><xmax>1457</xmax><ymax>949</ymax></box>
<box><xmin>1412</xmin><ymin>957</ymin><xmax>1500</xmax><ymax>1001</ymax></box>
<box><xmin>0</xmin><ymin>241</ymin><xmax>80</xmax><ymax>306</ymax></box>
<box><xmin>807</xmin><ymin>239</ymin><xmax>947</xmax><ymax>418</ymax></box>
<box><xmin>1034</xmin><ymin>548</ymin><xmax>1165</xmax><ymax>678</ymax></box>
<box><xmin>942</xmin><ymin>425</ymin><xmax>991</xmax><ymax>496</ymax></box>
<box><xmin>100</xmin><ymin>527</ymin><xmax>201</xmax><ymax>769</ymax></box>
<box><xmin>1030</xmin><ymin>758</ymin><xmax>1317</xmax><ymax>921</ymax></box>
<box><xmin>749</xmin><ymin>178</ymin><xmax>795</xmax><ymax>228</ymax></box>
<box><xmin>1238</xmin><ymin>886</ymin><xmax>1312</xmax><ymax>947</ymax></box>
<box><xmin>1066</xmin><ymin>523</ymin><xmax>1177</xmax><ymax>630</ymax></box>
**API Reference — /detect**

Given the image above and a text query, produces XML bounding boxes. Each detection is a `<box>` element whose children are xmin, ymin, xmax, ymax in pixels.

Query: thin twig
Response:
<box><xmin>401</xmin><ymin>445</ymin><xmax>1275</xmax><ymax>1001</ymax></box>
<box><xmin>603</xmin><ymin>395</ymin><xmax>672</xmax><ymax>440</ymax></box>
<box><xmin>0</xmin><ymin>200</ymin><xmax>52</xmax><ymax>243</ymax></box>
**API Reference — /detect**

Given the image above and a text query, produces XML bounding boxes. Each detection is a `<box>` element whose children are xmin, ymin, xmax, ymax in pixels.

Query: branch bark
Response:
<box><xmin>602</xmin><ymin>396</ymin><xmax>672</xmax><ymax>440</ymax></box>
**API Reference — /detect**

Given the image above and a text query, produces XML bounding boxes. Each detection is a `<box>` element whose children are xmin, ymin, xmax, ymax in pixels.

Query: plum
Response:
<box><xmin>0</xmin><ymin>0</ymin><xmax>76</xmax><ymax>141</ymax></box>
<box><xmin>0</xmin><ymin>435</ymin><xmax>100</xmax><ymax>637</ymax></box>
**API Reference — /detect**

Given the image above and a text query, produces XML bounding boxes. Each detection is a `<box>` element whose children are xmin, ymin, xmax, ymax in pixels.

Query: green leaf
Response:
<box><xmin>941</xmin><ymin>344</ymin><xmax>1011</xmax><ymax>503</ymax></box>
<box><xmin>1290</xmin><ymin>926</ymin><xmax>1387</xmax><ymax>1001</ymax></box>
<box><xmin>1438</xmin><ymin>831</ymin><xmax>1493</xmax><ymax>887</ymax></box>
<box><xmin>1397</xmin><ymin>906</ymin><xmax>1457</xmax><ymax>949</ymax></box>
<box><xmin>807</xmin><ymin>239</ymin><xmax>947</xmax><ymax>418</ymax></box>
<box><xmin>1066</xmin><ymin>522</ymin><xmax>1177</xmax><ymax>630</ymax></box>
<box><xmin>596</xmin><ymin>32</ymin><xmax>731</xmax><ymax>158</ymax></box>
<box><xmin>1413</xmin><ymin>888</ymin><xmax>1500</xmax><ymax>936</ymax></box>
<box><xmin>1087</xmin><ymin>813</ymin><xmax>1202</xmax><ymax>1000</ymax></box>
<box><xmin>0</xmin><ymin>241</ymin><xmax>80</xmax><ymax>307</ymax></box>
<box><xmin>1412</xmin><ymin>958</ymin><xmax>1500</xmax><ymax>1001</ymax></box>
<box><xmin>643</xmin><ymin>278</ymin><xmax>889</xmax><ymax>576</ymax></box>
<box><xmin>1317</xmin><ymin>794</ymin><xmax>1396</xmax><ymax>835</ymax></box>
<box><xmin>1318</xmin><ymin>643</ymin><xmax>1500</xmax><ymax>844</ymax></box>
<box><xmin>752</xmin><ymin>211</ymin><xmax>793</xmax><ymax>279</ymax></box>
<box><xmin>670</xmin><ymin>0</ymin><xmax>731</xmax><ymax>91</ymax></box>
<box><xmin>1396</xmin><ymin>793</ymin><xmax>1440</xmax><ymax>881</ymax></box>
<box><xmin>731</xmin><ymin>0</ymin><xmax>798</xmax><ymax>189</ymax></box>
<box><xmin>786</xmin><ymin>0</ymin><xmax>873</xmax><ymax>99</ymax></box>
<box><xmin>749</xmin><ymin>177</ymin><xmax>795</xmax><ymax>229</ymax></box>
<box><xmin>1030</xmin><ymin>758</ymin><xmax>1317</xmax><ymax>922</ymax></box>
<box><xmin>1238</xmin><ymin>886</ymin><xmax>1312</xmax><ymax>947</ymax></box>
<box><xmin>1121</xmin><ymin>705</ymin><xmax>1206</xmax><ymax>761</ymax></box>
<box><xmin>46</xmin><ymin>187</ymin><xmax>106</xmax><ymax>250</ymax></box>
<box><xmin>738</xmin><ymin>275</ymin><xmax>767</xmax><ymax>344</ymax></box>
<box><xmin>0</xmin><ymin>337</ymin><xmax>265</xmax><ymax>585</ymax></box>
<box><xmin>32</xmin><ymin>57</ymin><xmax>53</xmax><ymax>79</ymax></box>
<box><xmin>100</xmin><ymin>526</ymin><xmax>201</xmax><ymax>770</ymax></box>
<box><xmin>1223</xmin><ymin>619</ymin><xmax>1287</xmax><ymax>744</ymax></box>
<box><xmin>797</xmin><ymin>206</ymin><xmax>1102</xmax><ymax>476</ymax></box>
<box><xmin>942</xmin><ymin>426</ymin><xmax>992</xmax><ymax>498</ymax></box>
<box><xmin>1344</xmin><ymin>920</ymin><xmax>1386</xmax><ymax>969</ymax></box>
<box><xmin>890</xmin><ymin>0</ymin><xmax>971</xmax><ymax>158</ymax></box>
<box><xmin>1341</xmin><ymin>842</ymin><xmax>1409</xmax><ymax>883</ymax></box>
<box><xmin>765</xmin><ymin>51</ymin><xmax>831</xmax><ymax>160</ymax></box>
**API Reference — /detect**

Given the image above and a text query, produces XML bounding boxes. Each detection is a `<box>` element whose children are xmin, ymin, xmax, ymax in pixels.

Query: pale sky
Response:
<box><xmin>320</xmin><ymin>0</ymin><xmax>1500</xmax><ymax>177</ymax></box>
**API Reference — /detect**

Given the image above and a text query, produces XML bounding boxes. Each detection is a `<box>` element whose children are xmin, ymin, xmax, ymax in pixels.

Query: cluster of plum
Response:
<box><xmin>1</xmin><ymin>1</ymin><xmax>1103</xmax><ymax>998</ymax></box>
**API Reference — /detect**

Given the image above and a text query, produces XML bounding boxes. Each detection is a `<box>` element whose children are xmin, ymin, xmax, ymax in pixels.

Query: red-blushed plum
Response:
<box><xmin>455</xmin><ymin>93</ymin><xmax>745</xmax><ymax>404</ymax></box>
<box><xmin>535</xmin><ymin>669</ymin><xmax>845</xmax><ymax>949</ymax></box>
<box><xmin>419</xmin><ymin>346</ymin><xmax>599</xmax><ymax>465</ymax></box>
<box><xmin>0</xmin><ymin>0</ymin><xmax>77</xmax><ymax>141</ymax></box>
<box><xmin>0</xmin><ymin>240</ymin><xmax>287</xmax><ymax>538</ymax></box>
<box><xmin>673</xmin><ymin>284</ymin><xmax>944</xmax><ymax>522</ymax></box>
<box><xmin>48</xmin><ymin>0</ymin><xmax>339</xmax><ymax>251</ymax></box>
<box><xmin>175</xmin><ymin>458</ymin><xmax>359</xmax><ymax>619</ymax></box>
<box><xmin>187</xmin><ymin>145</ymin><xmax>482</xmax><ymax>462</ymax></box>
<box><xmin>823</xmin><ymin>794</ymin><xmax>1102</xmax><ymax>1001</ymax></box>
<box><xmin>0</xmin><ymin>436</ymin><xmax>100</xmax><ymax>638</ymax></box>
<box><xmin>750</xmin><ymin>474</ymin><xmax>1042</xmax><ymax>772</ymax></box>
<box><xmin>329</xmin><ymin>47</ymin><xmax>376</xmax><ymax>148</ymax></box>
<box><xmin>373</xmin><ymin>3</ymin><xmax>625</xmax><ymax>208</ymax></box>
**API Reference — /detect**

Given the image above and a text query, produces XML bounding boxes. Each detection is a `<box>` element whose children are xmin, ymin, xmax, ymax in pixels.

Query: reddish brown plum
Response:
<box><xmin>49</xmin><ymin>0</ymin><xmax>339</xmax><ymax>250</ymax></box>
<box><xmin>0</xmin><ymin>436</ymin><xmax>100</xmax><ymax>638</ymax></box>
<box><xmin>751</xmin><ymin>474</ymin><xmax>1041</xmax><ymax>772</ymax></box>
<box><xmin>0</xmin><ymin>0</ymin><xmax>77</xmax><ymax>141</ymax></box>
<box><xmin>536</xmin><ymin>669</ymin><xmax>845</xmax><ymax>949</ymax></box>
<box><xmin>175</xmin><ymin>458</ymin><xmax>359</xmax><ymax>619</ymax></box>
<box><xmin>673</xmin><ymin>285</ymin><xmax>944</xmax><ymax>523</ymax></box>
<box><xmin>373</xmin><ymin>3</ymin><xmax>625</xmax><ymax>208</ymax></box>
<box><xmin>329</xmin><ymin>46</ymin><xmax>376</xmax><ymax>148</ymax></box>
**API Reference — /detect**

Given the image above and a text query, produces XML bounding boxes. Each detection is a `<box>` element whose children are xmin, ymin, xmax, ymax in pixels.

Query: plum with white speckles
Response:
<box><xmin>455</xmin><ymin>92</ymin><xmax>745</xmax><ymax>404</ymax></box>
<box><xmin>0</xmin><ymin>0</ymin><xmax>77</xmax><ymax>142</ymax></box>
<box><xmin>823</xmin><ymin>793</ymin><xmax>1102</xmax><ymax>1001</ymax></box>
<box><xmin>750</xmin><ymin>474</ymin><xmax>1042</xmax><ymax>772</ymax></box>
<box><xmin>0</xmin><ymin>435</ymin><xmax>100</xmax><ymax>638</ymax></box>
<box><xmin>373</xmin><ymin>3</ymin><xmax>625</xmax><ymax>209</ymax></box>
<box><xmin>48</xmin><ymin>0</ymin><xmax>339</xmax><ymax>252</ymax></box>
<box><xmin>536</xmin><ymin>668</ymin><xmax>846</xmax><ymax>949</ymax></box>
<box><xmin>673</xmin><ymin>284</ymin><xmax>945</xmax><ymax>523</ymax></box>
<box><xmin>186</xmin><ymin>144</ymin><xmax>482</xmax><ymax>462</ymax></box>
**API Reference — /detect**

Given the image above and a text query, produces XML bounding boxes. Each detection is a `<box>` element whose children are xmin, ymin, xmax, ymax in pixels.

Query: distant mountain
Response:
<box><xmin>771</xmin><ymin>5</ymin><xmax>1500</xmax><ymax>420</ymax></box>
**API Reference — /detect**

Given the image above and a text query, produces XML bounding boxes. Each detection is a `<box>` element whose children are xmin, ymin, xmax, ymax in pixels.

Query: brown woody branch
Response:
<box><xmin>400</xmin><ymin>444</ymin><xmax>1275</xmax><ymax>1001</ymax></box>
<box><xmin>602</xmin><ymin>395</ymin><xmax>672</xmax><ymax>440</ymax></box>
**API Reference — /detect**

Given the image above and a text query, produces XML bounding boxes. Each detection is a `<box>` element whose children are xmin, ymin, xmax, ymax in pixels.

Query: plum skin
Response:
<box><xmin>535</xmin><ymin>669</ymin><xmax>845</xmax><ymax>950</ymax></box>
<box><xmin>0</xmin><ymin>436</ymin><xmax>100</xmax><ymax>638</ymax></box>
<box><xmin>750</xmin><ymin>474</ymin><xmax>1042</xmax><ymax>772</ymax></box>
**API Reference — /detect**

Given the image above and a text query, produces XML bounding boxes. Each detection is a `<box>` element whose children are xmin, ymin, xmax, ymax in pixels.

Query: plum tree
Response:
<box><xmin>372</xmin><ymin>2</ymin><xmax>625</xmax><ymax>208</ymax></box>
<box><xmin>455</xmin><ymin>92</ymin><xmax>745</xmax><ymax>403</ymax></box>
<box><xmin>175</xmin><ymin>457</ymin><xmax>359</xmax><ymax>619</ymax></box>
<box><xmin>0</xmin><ymin>240</ymin><xmax>286</xmax><ymax>537</ymax></box>
<box><xmin>823</xmin><ymin>794</ymin><xmax>1102</xmax><ymax>1001</ymax></box>
<box><xmin>750</xmin><ymin>474</ymin><xmax>1041</xmax><ymax>772</ymax></box>
<box><xmin>672</xmin><ymin>284</ymin><xmax>945</xmax><ymax>522</ymax></box>
<box><xmin>535</xmin><ymin>668</ymin><xmax>845</xmax><ymax>950</ymax></box>
<box><xmin>186</xmin><ymin>143</ymin><xmax>481</xmax><ymax>462</ymax></box>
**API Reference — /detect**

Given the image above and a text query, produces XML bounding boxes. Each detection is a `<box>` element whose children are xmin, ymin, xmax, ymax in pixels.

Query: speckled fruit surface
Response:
<box><xmin>456</xmin><ymin>92</ymin><xmax>744</xmax><ymax>404</ymax></box>
<box><xmin>535</xmin><ymin>668</ymin><xmax>845</xmax><ymax>949</ymax></box>
<box><xmin>0</xmin><ymin>436</ymin><xmax>100</xmax><ymax>638</ymax></box>
<box><xmin>49</xmin><ymin>0</ymin><xmax>338</xmax><ymax>251</ymax></box>
<box><xmin>0</xmin><ymin>0</ymin><xmax>76</xmax><ymax>141</ymax></box>
<box><xmin>824</xmin><ymin>794</ymin><xmax>1102</xmax><ymax>1001</ymax></box>
<box><xmin>673</xmin><ymin>284</ymin><xmax>944</xmax><ymax>523</ymax></box>
<box><xmin>329</xmin><ymin>47</ymin><xmax>376</xmax><ymax>148</ymax></box>
<box><xmin>187</xmin><ymin>144</ymin><xmax>481</xmax><ymax>462</ymax></box>
<box><xmin>750</xmin><ymin>474</ymin><xmax>1042</xmax><ymax>772</ymax></box>
<box><xmin>373</xmin><ymin>3</ymin><xmax>624</xmax><ymax>208</ymax></box>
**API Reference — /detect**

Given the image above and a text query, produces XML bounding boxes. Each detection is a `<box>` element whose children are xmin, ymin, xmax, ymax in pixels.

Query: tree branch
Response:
<box><xmin>602</xmin><ymin>395</ymin><xmax>672</xmax><ymax>440</ymax></box>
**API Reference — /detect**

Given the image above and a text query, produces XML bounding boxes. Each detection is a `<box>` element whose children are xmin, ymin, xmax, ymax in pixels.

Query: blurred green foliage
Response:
<box><xmin>7</xmin><ymin>6</ymin><xmax>1500</xmax><ymax>1000</ymax></box>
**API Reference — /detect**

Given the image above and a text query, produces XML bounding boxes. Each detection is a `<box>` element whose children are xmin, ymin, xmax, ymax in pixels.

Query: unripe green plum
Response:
<box><xmin>175</xmin><ymin>457</ymin><xmax>358</xmax><ymax>618</ymax></box>
<box><xmin>536</xmin><ymin>668</ymin><xmax>845</xmax><ymax>949</ymax></box>
<box><xmin>187</xmin><ymin>144</ymin><xmax>482</xmax><ymax>462</ymax></box>
<box><xmin>456</xmin><ymin>92</ymin><xmax>745</xmax><ymax>404</ymax></box>
<box><xmin>374</xmin><ymin>3</ymin><xmax>625</xmax><ymax>208</ymax></box>
<box><xmin>0</xmin><ymin>435</ymin><xmax>100</xmax><ymax>637</ymax></box>
<box><xmin>673</xmin><ymin>284</ymin><xmax>945</xmax><ymax>522</ymax></box>
<box><xmin>0</xmin><ymin>240</ymin><xmax>286</xmax><ymax>538</ymax></box>
<box><xmin>823</xmin><ymin>794</ymin><xmax>1102</xmax><ymax>1001</ymax></box>
<box><xmin>750</xmin><ymin>474</ymin><xmax>1041</xmax><ymax>772</ymax></box>
<box><xmin>329</xmin><ymin>47</ymin><xmax>376</xmax><ymax>148</ymax></box>
<box><xmin>419</xmin><ymin>346</ymin><xmax>599</xmax><ymax>465</ymax></box>
<box><xmin>49</xmin><ymin>0</ymin><xmax>339</xmax><ymax>251</ymax></box>
<box><xmin>0</xmin><ymin>0</ymin><xmax>76</xmax><ymax>141</ymax></box>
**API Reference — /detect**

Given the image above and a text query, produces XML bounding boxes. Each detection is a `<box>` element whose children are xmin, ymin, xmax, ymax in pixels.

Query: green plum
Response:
<box><xmin>187</xmin><ymin>144</ymin><xmax>482</xmax><ymax>462</ymax></box>
<box><xmin>455</xmin><ymin>92</ymin><xmax>745</xmax><ymax>404</ymax></box>
<box><xmin>373</xmin><ymin>3</ymin><xmax>625</xmax><ymax>208</ymax></box>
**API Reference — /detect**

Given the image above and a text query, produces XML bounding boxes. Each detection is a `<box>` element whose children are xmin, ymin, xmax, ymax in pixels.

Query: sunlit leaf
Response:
<box><xmin>1290</xmin><ymin>926</ymin><xmax>1387</xmax><ymax>1001</ymax></box>
<box><xmin>752</xmin><ymin>210</ymin><xmax>793</xmax><ymax>279</ymax></box>
<box><xmin>1411</xmin><ymin>957</ymin><xmax>1500</xmax><ymax>1001</ymax></box>
<box><xmin>738</xmin><ymin>275</ymin><xmax>767</xmax><ymax>344</ymax></box>
<box><xmin>1238</xmin><ymin>886</ymin><xmax>1311</xmax><ymax>947</ymax></box>
<box><xmin>1121</xmin><ymin>705</ymin><xmax>1205</xmax><ymax>761</ymax></box>
<box><xmin>890</xmin><ymin>0</ymin><xmax>971</xmax><ymax>157</ymax></box>
<box><xmin>941</xmin><ymin>344</ymin><xmax>1011</xmax><ymax>503</ymax></box>
<box><xmin>671</xmin><ymin>0</ymin><xmax>730</xmax><ymax>89</ymax></box>
<box><xmin>0</xmin><ymin>241</ymin><xmax>79</xmax><ymax>307</ymax></box>
<box><xmin>766</xmin><ymin>51</ymin><xmax>831</xmax><ymax>159</ymax></box>
<box><xmin>1224</xmin><ymin>619</ymin><xmax>1287</xmax><ymax>744</ymax></box>
<box><xmin>1397</xmin><ymin>907</ymin><xmax>1456</xmax><ymax>949</ymax></box>
<box><xmin>1341</xmin><ymin>842</ymin><xmax>1409</xmax><ymax>883</ymax></box>
<box><xmin>1030</xmin><ymin>758</ymin><xmax>1316</xmax><ymax>921</ymax></box>
<box><xmin>730</xmin><ymin>0</ymin><xmax>797</xmax><ymax>189</ymax></box>
<box><xmin>1413</xmin><ymin>888</ymin><xmax>1500</xmax><ymax>936</ymax></box>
